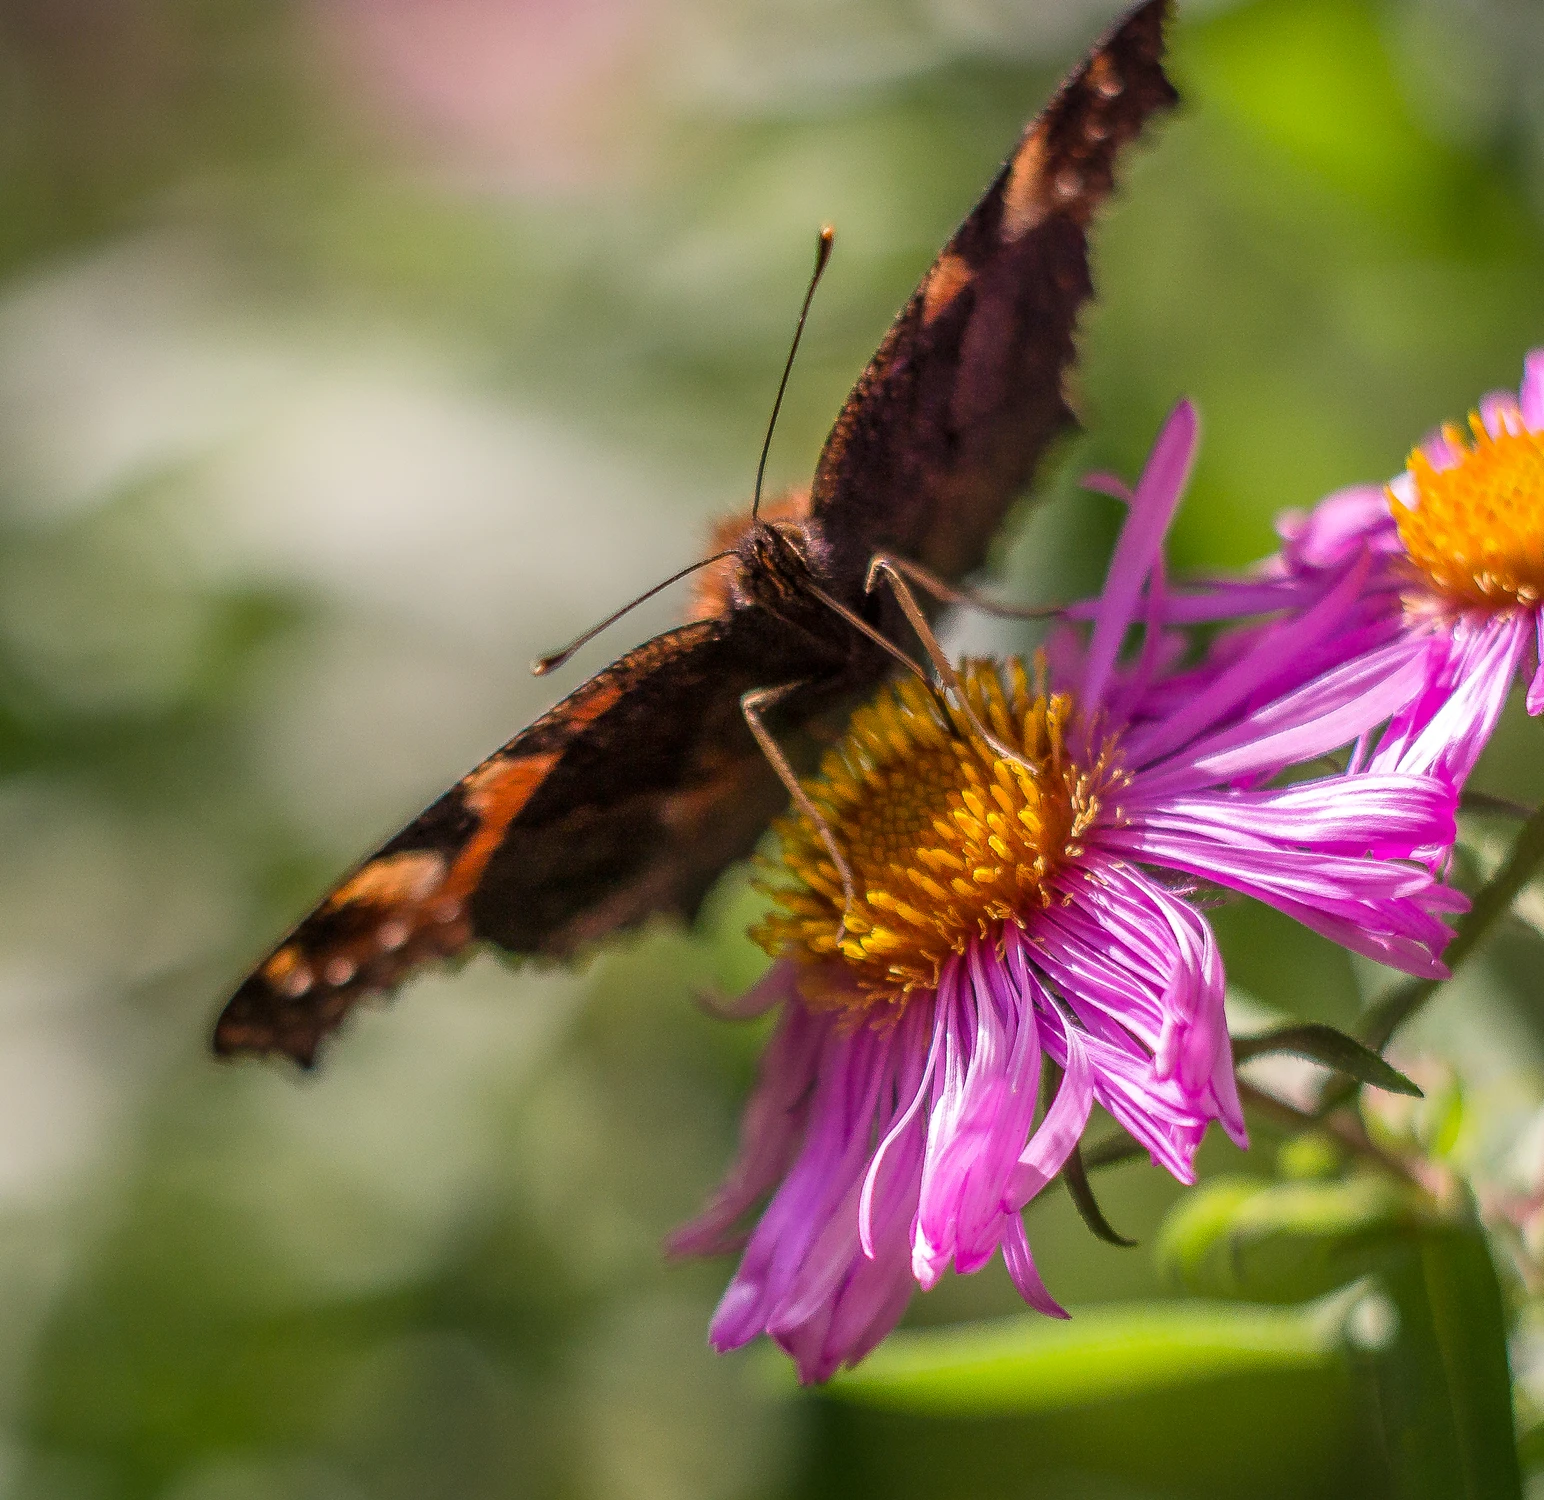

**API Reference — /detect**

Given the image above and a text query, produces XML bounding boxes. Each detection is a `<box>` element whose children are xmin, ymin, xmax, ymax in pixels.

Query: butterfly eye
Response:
<box><xmin>767</xmin><ymin>520</ymin><xmax>811</xmax><ymax>564</ymax></box>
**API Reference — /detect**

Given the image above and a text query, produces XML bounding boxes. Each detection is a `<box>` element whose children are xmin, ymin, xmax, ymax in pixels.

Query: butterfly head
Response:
<box><xmin>689</xmin><ymin>488</ymin><xmax>826</xmax><ymax>619</ymax></box>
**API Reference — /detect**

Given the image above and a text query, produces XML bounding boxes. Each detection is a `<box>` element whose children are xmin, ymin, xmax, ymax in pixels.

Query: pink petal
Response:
<box><xmin>667</xmin><ymin>978</ymin><xmax>822</xmax><ymax>1257</ymax></box>
<box><xmin>1140</xmin><ymin>635</ymin><xmax>1435</xmax><ymax>793</ymax></box>
<box><xmin>858</xmin><ymin>1001</ymin><xmax>939</xmax><ymax>1257</ymax></box>
<box><xmin>1480</xmin><ymin>390</ymin><xmax>1523</xmax><ymax>438</ymax></box>
<box><xmin>1000</xmin><ymin>1215</ymin><xmax>1069</xmax><ymax>1319</ymax></box>
<box><xmin>1284</xmin><ymin>484</ymin><xmax>1398</xmax><ymax>567</ymax></box>
<box><xmin>1125</xmin><ymin>549</ymin><xmax>1378</xmax><ymax>769</ymax></box>
<box><xmin>1135</xmin><ymin>775</ymin><xmax>1457</xmax><ymax>862</ymax></box>
<box><xmin>1368</xmin><ymin>610</ymin><xmax>1533</xmax><ymax>785</ymax></box>
<box><xmin>707</xmin><ymin>1020</ymin><xmax>889</xmax><ymax>1351</ymax></box>
<box><xmin>1081</xmin><ymin>401</ymin><xmax>1198</xmax><ymax>716</ymax></box>
<box><xmin>950</xmin><ymin>945</ymin><xmax>1046</xmax><ymax>1272</ymax></box>
<box><xmin>1005</xmin><ymin>997</ymin><xmax>1092</xmax><ymax>1209</ymax></box>
<box><xmin>1099</xmin><ymin>822</ymin><xmax>1460</xmax><ymax>976</ymax></box>
<box><xmin>1529</xmin><ymin>611</ymin><xmax>1544</xmax><ymax>716</ymax></box>
<box><xmin>1081</xmin><ymin>471</ymin><xmax>1134</xmax><ymax>502</ymax></box>
<box><xmin>1418</xmin><ymin>425</ymin><xmax>1464</xmax><ymax>471</ymax></box>
<box><xmin>1522</xmin><ymin>349</ymin><xmax>1544</xmax><ymax>430</ymax></box>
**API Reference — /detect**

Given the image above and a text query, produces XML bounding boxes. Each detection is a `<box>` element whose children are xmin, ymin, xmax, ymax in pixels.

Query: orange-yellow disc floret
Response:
<box><xmin>753</xmin><ymin>659</ymin><xmax>1121</xmax><ymax>1016</ymax></box>
<box><xmin>1394</xmin><ymin>413</ymin><xmax>1544</xmax><ymax>610</ymax></box>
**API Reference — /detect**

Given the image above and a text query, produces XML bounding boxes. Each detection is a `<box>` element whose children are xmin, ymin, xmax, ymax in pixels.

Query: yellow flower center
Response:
<box><xmin>753</xmin><ymin>659</ymin><xmax>1119</xmax><ymax>1016</ymax></box>
<box><xmin>1392</xmin><ymin>413</ymin><xmax>1544</xmax><ymax>609</ymax></box>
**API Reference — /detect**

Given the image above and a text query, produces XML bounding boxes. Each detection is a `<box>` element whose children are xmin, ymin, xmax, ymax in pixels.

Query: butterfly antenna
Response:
<box><xmin>531</xmin><ymin>549</ymin><xmax>736</xmax><ymax>676</ymax></box>
<box><xmin>751</xmin><ymin>225</ymin><xmax>835</xmax><ymax>524</ymax></box>
<box><xmin>534</xmin><ymin>225</ymin><xmax>833</xmax><ymax>679</ymax></box>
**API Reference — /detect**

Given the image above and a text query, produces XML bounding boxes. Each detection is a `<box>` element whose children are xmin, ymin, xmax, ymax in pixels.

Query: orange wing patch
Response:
<box><xmin>325</xmin><ymin>849</ymin><xmax>448</xmax><ymax>913</ymax></box>
<box><xmin>999</xmin><ymin>131</ymin><xmax>1050</xmax><ymax>243</ymax></box>
<box><xmin>922</xmin><ymin>253</ymin><xmax>974</xmax><ymax>326</ymax></box>
<box><xmin>288</xmin><ymin>755</ymin><xmax>560</xmax><ymax>997</ymax></box>
<box><xmin>215</xmin><ymin>748</ymin><xmax>570</xmax><ymax>1062</ymax></box>
<box><xmin>440</xmin><ymin>751</ymin><xmax>563</xmax><ymax>906</ymax></box>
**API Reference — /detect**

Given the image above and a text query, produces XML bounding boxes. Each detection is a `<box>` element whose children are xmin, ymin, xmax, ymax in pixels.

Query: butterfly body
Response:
<box><xmin>215</xmin><ymin>0</ymin><xmax>1177</xmax><ymax>1066</ymax></box>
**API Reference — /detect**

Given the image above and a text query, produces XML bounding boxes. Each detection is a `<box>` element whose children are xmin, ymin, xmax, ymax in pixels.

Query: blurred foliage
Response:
<box><xmin>1</xmin><ymin>0</ymin><xmax>1543</xmax><ymax>1496</ymax></box>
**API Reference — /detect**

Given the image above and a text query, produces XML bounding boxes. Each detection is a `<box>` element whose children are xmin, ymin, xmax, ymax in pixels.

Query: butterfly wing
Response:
<box><xmin>215</xmin><ymin>615</ymin><xmax>806</xmax><ymax>1064</ymax></box>
<box><xmin>810</xmin><ymin>0</ymin><xmax>1176</xmax><ymax>589</ymax></box>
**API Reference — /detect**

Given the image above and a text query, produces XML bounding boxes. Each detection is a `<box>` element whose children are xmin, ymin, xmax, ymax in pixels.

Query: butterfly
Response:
<box><xmin>214</xmin><ymin>0</ymin><xmax>1177</xmax><ymax>1066</ymax></box>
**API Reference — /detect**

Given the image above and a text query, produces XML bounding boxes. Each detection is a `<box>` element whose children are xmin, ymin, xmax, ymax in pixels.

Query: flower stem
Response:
<box><xmin>1237</xmin><ymin>1081</ymin><xmax>1426</xmax><ymax>1187</ymax></box>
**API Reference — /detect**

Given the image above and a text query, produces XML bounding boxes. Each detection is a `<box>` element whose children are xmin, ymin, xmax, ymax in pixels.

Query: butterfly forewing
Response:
<box><xmin>811</xmin><ymin>0</ymin><xmax>1176</xmax><ymax>589</ymax></box>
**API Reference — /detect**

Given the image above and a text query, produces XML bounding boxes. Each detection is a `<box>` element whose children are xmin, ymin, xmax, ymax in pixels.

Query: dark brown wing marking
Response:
<box><xmin>810</xmin><ymin>0</ymin><xmax>1176</xmax><ymax>589</ymax></box>
<box><xmin>214</xmin><ymin>617</ymin><xmax>817</xmax><ymax>1065</ymax></box>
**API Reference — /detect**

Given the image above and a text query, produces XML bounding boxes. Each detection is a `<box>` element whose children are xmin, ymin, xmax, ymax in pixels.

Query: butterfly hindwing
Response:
<box><xmin>811</xmin><ymin>0</ymin><xmax>1176</xmax><ymax>588</ymax></box>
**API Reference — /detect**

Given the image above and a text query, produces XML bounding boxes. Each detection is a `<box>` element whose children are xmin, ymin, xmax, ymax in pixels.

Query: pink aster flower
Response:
<box><xmin>1151</xmin><ymin>351</ymin><xmax>1544</xmax><ymax>793</ymax></box>
<box><xmin>670</xmin><ymin>402</ymin><xmax>1464</xmax><ymax>1384</ymax></box>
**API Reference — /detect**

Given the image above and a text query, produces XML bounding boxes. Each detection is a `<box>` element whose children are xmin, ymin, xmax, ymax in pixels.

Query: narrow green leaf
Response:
<box><xmin>1358</xmin><ymin>1231</ymin><xmax>1522</xmax><ymax>1500</ymax></box>
<box><xmin>1516</xmin><ymin>1415</ymin><xmax>1544</xmax><ymax>1472</ymax></box>
<box><xmin>1233</xmin><ymin>1023</ymin><xmax>1422</xmax><ymax>1096</ymax></box>
<box><xmin>822</xmin><ymin>1291</ymin><xmax>1361</xmax><ymax>1415</ymax></box>
<box><xmin>1061</xmin><ymin>1139</ymin><xmax>1137</xmax><ymax>1247</ymax></box>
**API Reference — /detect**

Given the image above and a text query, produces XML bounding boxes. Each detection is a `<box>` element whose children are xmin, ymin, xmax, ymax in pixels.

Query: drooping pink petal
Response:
<box><xmin>1005</xmin><ymin>991</ymin><xmax>1092</xmax><ymax>1209</ymax></box>
<box><xmin>950</xmin><ymin>944</ymin><xmax>1046</xmax><ymax>1272</ymax></box>
<box><xmin>1029</xmin><ymin>862</ymin><xmax>1235</xmax><ymax>1178</ymax></box>
<box><xmin>1098</xmin><ymin>820</ymin><xmax>1460</xmax><ymax>976</ymax></box>
<box><xmin>667</xmin><ymin>975</ymin><xmax>822</xmax><ymax>1258</ymax></box>
<box><xmin>858</xmin><ymin>1001</ymin><xmax>939</xmax><ymax>1258</ymax></box>
<box><xmin>707</xmin><ymin>1017</ymin><xmax>890</xmax><ymax>1353</ymax></box>
<box><xmin>800</xmin><ymin>1133</ymin><xmax>925</xmax><ymax>1381</ymax></box>
<box><xmin>1000</xmin><ymin>1214</ymin><xmax>1069</xmax><ymax>1319</ymax></box>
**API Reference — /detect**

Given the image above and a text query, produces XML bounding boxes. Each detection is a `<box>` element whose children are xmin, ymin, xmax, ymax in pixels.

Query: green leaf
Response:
<box><xmin>1158</xmin><ymin>1174</ymin><xmax>1431</xmax><ymax>1304</ymax></box>
<box><xmin>1156</xmin><ymin>1178</ymin><xmax>1521</xmax><ymax>1497</ymax></box>
<box><xmin>1517</xmin><ymin>1414</ymin><xmax>1544</xmax><ymax>1473</ymax></box>
<box><xmin>821</xmin><ymin>1291</ymin><xmax>1363</xmax><ymax>1416</ymax></box>
<box><xmin>1233</xmin><ymin>1023</ymin><xmax>1422</xmax><ymax>1096</ymax></box>
<box><xmin>1358</xmin><ymin>1231</ymin><xmax>1521</xmax><ymax>1500</ymax></box>
<box><xmin>1061</xmin><ymin>1139</ymin><xmax>1137</xmax><ymax>1247</ymax></box>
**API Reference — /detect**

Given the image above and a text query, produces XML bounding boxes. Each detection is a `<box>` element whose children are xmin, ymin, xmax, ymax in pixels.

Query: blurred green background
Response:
<box><xmin>1</xmin><ymin>0</ymin><xmax>1543</xmax><ymax>1495</ymax></box>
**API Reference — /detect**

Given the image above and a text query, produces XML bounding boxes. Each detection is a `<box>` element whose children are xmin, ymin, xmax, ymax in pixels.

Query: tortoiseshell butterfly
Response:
<box><xmin>215</xmin><ymin>0</ymin><xmax>1177</xmax><ymax>1065</ymax></box>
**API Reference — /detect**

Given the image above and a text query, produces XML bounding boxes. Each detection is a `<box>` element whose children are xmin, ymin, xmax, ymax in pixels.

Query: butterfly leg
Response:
<box><xmin>740</xmin><ymin>682</ymin><xmax>857</xmax><ymax>935</ymax></box>
<box><xmin>868</xmin><ymin>551</ymin><xmax>1060</xmax><ymax>621</ymax></box>
<box><xmin>798</xmin><ymin>582</ymin><xmax>933</xmax><ymax>685</ymax></box>
<box><xmin>864</xmin><ymin>556</ymin><xmax>1043</xmax><ymax>779</ymax></box>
